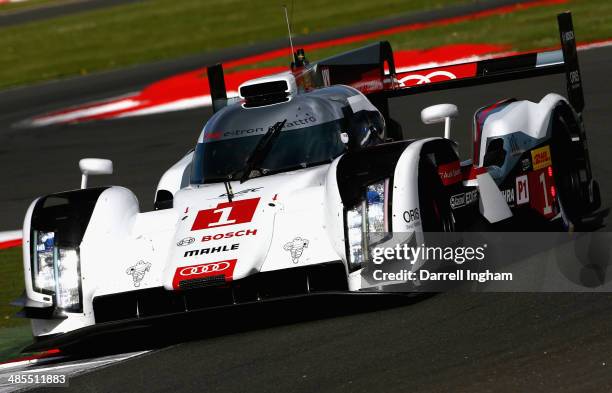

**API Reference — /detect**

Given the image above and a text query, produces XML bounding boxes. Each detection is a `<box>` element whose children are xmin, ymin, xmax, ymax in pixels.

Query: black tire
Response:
<box><xmin>550</xmin><ymin>105</ymin><xmax>584</xmax><ymax>227</ymax></box>
<box><xmin>418</xmin><ymin>159</ymin><xmax>455</xmax><ymax>232</ymax></box>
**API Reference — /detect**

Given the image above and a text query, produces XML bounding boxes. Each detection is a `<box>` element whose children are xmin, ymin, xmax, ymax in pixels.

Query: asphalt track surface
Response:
<box><xmin>0</xmin><ymin>4</ymin><xmax>611</xmax><ymax>393</ymax></box>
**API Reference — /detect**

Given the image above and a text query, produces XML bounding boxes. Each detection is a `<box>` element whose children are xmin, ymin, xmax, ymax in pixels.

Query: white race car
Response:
<box><xmin>14</xmin><ymin>12</ymin><xmax>600</xmax><ymax>350</ymax></box>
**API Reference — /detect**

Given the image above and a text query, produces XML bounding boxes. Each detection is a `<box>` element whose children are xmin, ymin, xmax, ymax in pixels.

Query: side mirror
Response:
<box><xmin>421</xmin><ymin>104</ymin><xmax>458</xmax><ymax>139</ymax></box>
<box><xmin>79</xmin><ymin>158</ymin><xmax>113</xmax><ymax>189</ymax></box>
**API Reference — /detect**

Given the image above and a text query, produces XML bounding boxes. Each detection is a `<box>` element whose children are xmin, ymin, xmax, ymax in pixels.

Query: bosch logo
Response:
<box><xmin>179</xmin><ymin>261</ymin><xmax>231</xmax><ymax>276</ymax></box>
<box><xmin>177</xmin><ymin>237</ymin><xmax>195</xmax><ymax>246</ymax></box>
<box><xmin>202</xmin><ymin>229</ymin><xmax>257</xmax><ymax>242</ymax></box>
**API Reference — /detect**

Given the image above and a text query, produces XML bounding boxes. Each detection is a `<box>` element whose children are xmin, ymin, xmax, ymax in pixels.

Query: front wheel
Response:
<box><xmin>418</xmin><ymin>159</ymin><xmax>455</xmax><ymax>233</ymax></box>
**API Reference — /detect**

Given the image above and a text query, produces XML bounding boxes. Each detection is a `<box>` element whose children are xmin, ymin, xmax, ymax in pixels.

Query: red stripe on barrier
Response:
<box><xmin>29</xmin><ymin>45</ymin><xmax>505</xmax><ymax>124</ymax></box>
<box><xmin>0</xmin><ymin>238</ymin><xmax>22</xmax><ymax>250</ymax></box>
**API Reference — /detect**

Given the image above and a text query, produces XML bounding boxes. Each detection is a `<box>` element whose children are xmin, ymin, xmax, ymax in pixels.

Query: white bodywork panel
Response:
<box><xmin>22</xmin><ymin>199</ymin><xmax>50</xmax><ymax>306</ymax></box>
<box><xmin>155</xmin><ymin>151</ymin><xmax>193</xmax><ymax>199</ymax></box>
<box><xmin>477</xmin><ymin>172</ymin><xmax>513</xmax><ymax>223</ymax></box>
<box><xmin>476</xmin><ymin>93</ymin><xmax>567</xmax><ymax>167</ymax></box>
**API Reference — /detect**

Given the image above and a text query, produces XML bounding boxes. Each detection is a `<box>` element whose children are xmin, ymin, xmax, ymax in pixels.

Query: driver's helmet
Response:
<box><xmin>346</xmin><ymin>94</ymin><xmax>386</xmax><ymax>149</ymax></box>
<box><xmin>352</xmin><ymin>108</ymin><xmax>385</xmax><ymax>148</ymax></box>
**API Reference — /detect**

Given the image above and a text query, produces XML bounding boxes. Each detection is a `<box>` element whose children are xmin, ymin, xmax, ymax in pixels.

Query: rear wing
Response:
<box><xmin>207</xmin><ymin>12</ymin><xmax>584</xmax><ymax>115</ymax></box>
<box><xmin>368</xmin><ymin>11</ymin><xmax>583</xmax><ymax>115</ymax></box>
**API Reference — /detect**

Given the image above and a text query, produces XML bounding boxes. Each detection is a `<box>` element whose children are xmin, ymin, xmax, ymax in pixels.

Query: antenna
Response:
<box><xmin>283</xmin><ymin>5</ymin><xmax>295</xmax><ymax>63</ymax></box>
<box><xmin>223</xmin><ymin>180</ymin><xmax>234</xmax><ymax>203</ymax></box>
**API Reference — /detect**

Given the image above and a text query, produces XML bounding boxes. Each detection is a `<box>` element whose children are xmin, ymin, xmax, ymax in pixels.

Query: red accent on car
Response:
<box><xmin>205</xmin><ymin>131</ymin><xmax>223</xmax><ymax>140</ymax></box>
<box><xmin>464</xmin><ymin>165</ymin><xmax>487</xmax><ymax>181</ymax></box>
<box><xmin>527</xmin><ymin>168</ymin><xmax>557</xmax><ymax>218</ymax></box>
<box><xmin>351</xmin><ymin>68</ymin><xmax>385</xmax><ymax>94</ymax></box>
<box><xmin>397</xmin><ymin>62</ymin><xmax>477</xmax><ymax>87</ymax></box>
<box><xmin>191</xmin><ymin>198</ymin><xmax>260</xmax><ymax>231</ymax></box>
<box><xmin>172</xmin><ymin>259</ymin><xmax>237</xmax><ymax>289</ymax></box>
<box><xmin>438</xmin><ymin>161</ymin><xmax>462</xmax><ymax>186</ymax></box>
<box><xmin>473</xmin><ymin>99</ymin><xmax>515</xmax><ymax>166</ymax></box>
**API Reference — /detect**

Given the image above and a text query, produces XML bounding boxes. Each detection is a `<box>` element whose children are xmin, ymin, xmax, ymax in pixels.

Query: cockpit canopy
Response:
<box><xmin>191</xmin><ymin>85</ymin><xmax>385</xmax><ymax>184</ymax></box>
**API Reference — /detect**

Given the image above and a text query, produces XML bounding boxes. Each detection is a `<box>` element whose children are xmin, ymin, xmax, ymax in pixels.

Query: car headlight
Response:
<box><xmin>56</xmin><ymin>248</ymin><xmax>82</xmax><ymax>311</ymax></box>
<box><xmin>366</xmin><ymin>181</ymin><xmax>387</xmax><ymax>233</ymax></box>
<box><xmin>34</xmin><ymin>231</ymin><xmax>56</xmax><ymax>293</ymax></box>
<box><xmin>33</xmin><ymin>231</ymin><xmax>82</xmax><ymax>312</ymax></box>
<box><xmin>346</xmin><ymin>203</ymin><xmax>365</xmax><ymax>270</ymax></box>
<box><xmin>345</xmin><ymin>179</ymin><xmax>389</xmax><ymax>272</ymax></box>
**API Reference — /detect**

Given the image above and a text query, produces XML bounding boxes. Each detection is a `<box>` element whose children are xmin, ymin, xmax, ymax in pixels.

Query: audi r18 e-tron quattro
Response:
<box><xmin>14</xmin><ymin>12</ymin><xmax>601</xmax><ymax>350</ymax></box>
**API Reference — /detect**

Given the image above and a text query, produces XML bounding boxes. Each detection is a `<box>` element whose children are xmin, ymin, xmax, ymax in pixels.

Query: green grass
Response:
<box><xmin>386</xmin><ymin>0</ymin><xmax>612</xmax><ymax>52</ymax></box>
<box><xmin>0</xmin><ymin>247</ymin><xmax>27</xmax><ymax>329</ymax></box>
<box><xmin>0</xmin><ymin>0</ymin><xmax>472</xmax><ymax>89</ymax></box>
<box><xmin>237</xmin><ymin>0</ymin><xmax>612</xmax><ymax>71</ymax></box>
<box><xmin>0</xmin><ymin>247</ymin><xmax>31</xmax><ymax>360</ymax></box>
<box><xmin>0</xmin><ymin>325</ymin><xmax>33</xmax><ymax>362</ymax></box>
<box><xmin>0</xmin><ymin>0</ymin><xmax>60</xmax><ymax>14</ymax></box>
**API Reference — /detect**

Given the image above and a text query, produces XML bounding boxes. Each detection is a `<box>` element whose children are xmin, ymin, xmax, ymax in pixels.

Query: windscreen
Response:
<box><xmin>191</xmin><ymin>119</ymin><xmax>346</xmax><ymax>184</ymax></box>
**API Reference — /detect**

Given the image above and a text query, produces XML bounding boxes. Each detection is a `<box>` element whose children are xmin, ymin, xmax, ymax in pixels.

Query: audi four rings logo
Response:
<box><xmin>179</xmin><ymin>261</ymin><xmax>231</xmax><ymax>276</ymax></box>
<box><xmin>177</xmin><ymin>237</ymin><xmax>195</xmax><ymax>246</ymax></box>
<box><xmin>398</xmin><ymin>70</ymin><xmax>456</xmax><ymax>86</ymax></box>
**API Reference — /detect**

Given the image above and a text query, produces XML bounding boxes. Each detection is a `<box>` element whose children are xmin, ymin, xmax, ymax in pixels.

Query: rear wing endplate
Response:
<box><xmin>557</xmin><ymin>11</ymin><xmax>584</xmax><ymax>113</ymax></box>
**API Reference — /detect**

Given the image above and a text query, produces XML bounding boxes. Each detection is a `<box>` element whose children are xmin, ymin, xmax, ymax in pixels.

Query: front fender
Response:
<box><xmin>331</xmin><ymin>138</ymin><xmax>461</xmax><ymax>288</ymax></box>
<box><xmin>23</xmin><ymin>187</ymin><xmax>110</xmax><ymax>305</ymax></box>
<box><xmin>22</xmin><ymin>187</ymin><xmax>111</xmax><ymax>336</ymax></box>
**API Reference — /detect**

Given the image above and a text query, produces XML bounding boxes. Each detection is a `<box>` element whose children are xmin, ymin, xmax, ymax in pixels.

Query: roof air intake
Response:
<box><xmin>239</xmin><ymin>74</ymin><xmax>297</xmax><ymax>108</ymax></box>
